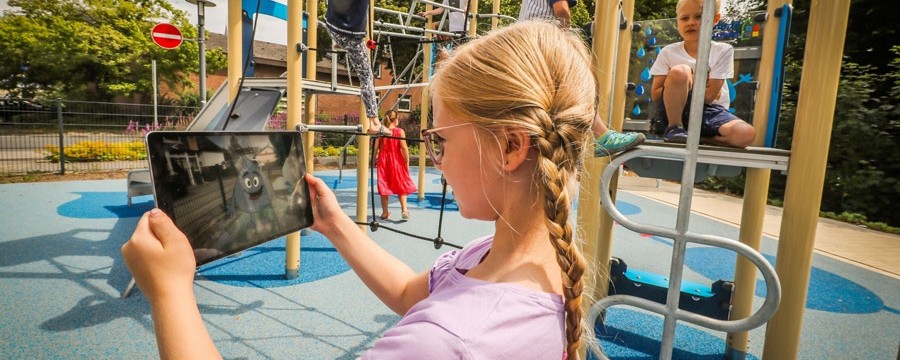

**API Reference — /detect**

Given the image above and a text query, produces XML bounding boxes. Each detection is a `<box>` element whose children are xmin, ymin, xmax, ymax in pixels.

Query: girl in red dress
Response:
<box><xmin>374</xmin><ymin>110</ymin><xmax>417</xmax><ymax>220</ymax></box>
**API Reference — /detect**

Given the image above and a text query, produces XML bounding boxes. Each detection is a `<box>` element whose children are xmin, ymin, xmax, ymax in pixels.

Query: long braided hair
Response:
<box><xmin>431</xmin><ymin>20</ymin><xmax>595</xmax><ymax>359</ymax></box>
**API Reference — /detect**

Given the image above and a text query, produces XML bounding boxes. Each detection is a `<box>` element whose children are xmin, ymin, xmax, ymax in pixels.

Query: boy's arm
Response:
<box><xmin>551</xmin><ymin>0</ymin><xmax>571</xmax><ymax>28</ymax></box>
<box><xmin>305</xmin><ymin>174</ymin><xmax>430</xmax><ymax>314</ymax></box>
<box><xmin>705</xmin><ymin>44</ymin><xmax>733</xmax><ymax>104</ymax></box>
<box><xmin>418</xmin><ymin>7</ymin><xmax>445</xmax><ymax>17</ymax></box>
<box><xmin>704</xmin><ymin>78</ymin><xmax>725</xmax><ymax>104</ymax></box>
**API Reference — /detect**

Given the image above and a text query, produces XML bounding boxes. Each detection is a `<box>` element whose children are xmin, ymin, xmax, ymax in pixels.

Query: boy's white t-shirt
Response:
<box><xmin>650</xmin><ymin>41</ymin><xmax>735</xmax><ymax>108</ymax></box>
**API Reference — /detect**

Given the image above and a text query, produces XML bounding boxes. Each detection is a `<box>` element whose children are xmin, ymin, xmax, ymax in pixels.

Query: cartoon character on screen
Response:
<box><xmin>226</xmin><ymin>155</ymin><xmax>281</xmax><ymax>248</ymax></box>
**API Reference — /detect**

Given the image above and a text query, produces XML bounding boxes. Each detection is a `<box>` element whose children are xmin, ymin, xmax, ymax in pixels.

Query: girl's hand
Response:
<box><xmin>304</xmin><ymin>173</ymin><xmax>353</xmax><ymax>237</ymax></box>
<box><xmin>121</xmin><ymin>209</ymin><xmax>196</xmax><ymax>304</ymax></box>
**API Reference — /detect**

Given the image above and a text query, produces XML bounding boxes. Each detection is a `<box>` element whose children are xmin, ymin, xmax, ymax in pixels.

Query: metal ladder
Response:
<box><xmin>589</xmin><ymin>1</ymin><xmax>782</xmax><ymax>359</ymax></box>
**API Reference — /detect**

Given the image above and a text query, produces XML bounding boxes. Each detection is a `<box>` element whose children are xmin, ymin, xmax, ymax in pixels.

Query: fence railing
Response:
<box><xmin>0</xmin><ymin>98</ymin><xmax>198</xmax><ymax>175</ymax></box>
<box><xmin>0</xmin><ymin>98</ymin><xmax>424</xmax><ymax>176</ymax></box>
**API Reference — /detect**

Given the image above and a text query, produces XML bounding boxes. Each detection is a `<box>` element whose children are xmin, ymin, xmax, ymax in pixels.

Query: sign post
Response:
<box><xmin>151</xmin><ymin>23</ymin><xmax>183</xmax><ymax>49</ymax></box>
<box><xmin>187</xmin><ymin>0</ymin><xmax>217</xmax><ymax>105</ymax></box>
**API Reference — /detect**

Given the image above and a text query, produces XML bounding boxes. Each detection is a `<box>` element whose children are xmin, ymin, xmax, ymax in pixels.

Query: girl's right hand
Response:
<box><xmin>304</xmin><ymin>173</ymin><xmax>352</xmax><ymax>237</ymax></box>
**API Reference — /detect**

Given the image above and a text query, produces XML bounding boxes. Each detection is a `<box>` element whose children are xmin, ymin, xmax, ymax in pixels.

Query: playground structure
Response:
<box><xmin>194</xmin><ymin>0</ymin><xmax>850</xmax><ymax>359</ymax></box>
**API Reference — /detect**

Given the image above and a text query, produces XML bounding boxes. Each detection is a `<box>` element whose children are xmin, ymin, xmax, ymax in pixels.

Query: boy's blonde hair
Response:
<box><xmin>676</xmin><ymin>0</ymin><xmax>720</xmax><ymax>14</ymax></box>
<box><xmin>431</xmin><ymin>21</ymin><xmax>594</xmax><ymax>359</ymax></box>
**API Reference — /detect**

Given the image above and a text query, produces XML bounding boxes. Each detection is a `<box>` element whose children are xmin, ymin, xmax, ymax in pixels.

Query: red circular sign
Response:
<box><xmin>151</xmin><ymin>23</ymin><xmax>183</xmax><ymax>49</ymax></box>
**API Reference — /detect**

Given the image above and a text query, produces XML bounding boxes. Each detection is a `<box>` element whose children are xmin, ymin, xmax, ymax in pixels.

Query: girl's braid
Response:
<box><xmin>526</xmin><ymin>107</ymin><xmax>588</xmax><ymax>359</ymax></box>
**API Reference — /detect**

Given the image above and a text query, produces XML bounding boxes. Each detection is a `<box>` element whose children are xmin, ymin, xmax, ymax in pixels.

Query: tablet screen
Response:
<box><xmin>146</xmin><ymin>131</ymin><xmax>313</xmax><ymax>266</ymax></box>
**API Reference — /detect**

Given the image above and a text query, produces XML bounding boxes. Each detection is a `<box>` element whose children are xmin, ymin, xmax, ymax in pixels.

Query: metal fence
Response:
<box><xmin>0</xmin><ymin>98</ymin><xmax>424</xmax><ymax>176</ymax></box>
<box><xmin>0</xmin><ymin>98</ymin><xmax>198</xmax><ymax>175</ymax></box>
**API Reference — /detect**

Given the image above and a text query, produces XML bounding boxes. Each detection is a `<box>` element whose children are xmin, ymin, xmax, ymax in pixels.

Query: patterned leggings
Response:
<box><xmin>327</xmin><ymin>27</ymin><xmax>378</xmax><ymax>119</ymax></box>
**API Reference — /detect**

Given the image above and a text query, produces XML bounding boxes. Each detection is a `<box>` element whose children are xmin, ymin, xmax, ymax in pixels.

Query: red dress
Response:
<box><xmin>377</xmin><ymin>127</ymin><xmax>417</xmax><ymax>196</ymax></box>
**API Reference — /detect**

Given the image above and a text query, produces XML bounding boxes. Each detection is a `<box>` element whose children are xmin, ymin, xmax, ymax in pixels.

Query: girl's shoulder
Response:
<box><xmin>429</xmin><ymin>236</ymin><xmax>493</xmax><ymax>290</ymax></box>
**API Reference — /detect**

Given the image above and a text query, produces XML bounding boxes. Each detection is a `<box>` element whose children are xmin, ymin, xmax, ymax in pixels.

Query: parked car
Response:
<box><xmin>0</xmin><ymin>97</ymin><xmax>47</xmax><ymax>122</ymax></box>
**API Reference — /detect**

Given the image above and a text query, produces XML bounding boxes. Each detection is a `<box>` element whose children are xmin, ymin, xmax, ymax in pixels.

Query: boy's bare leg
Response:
<box><xmin>705</xmin><ymin>120</ymin><xmax>756</xmax><ymax>148</ymax></box>
<box><xmin>592</xmin><ymin>115</ymin><xmax>607</xmax><ymax>137</ymax></box>
<box><xmin>663</xmin><ymin>65</ymin><xmax>694</xmax><ymax>128</ymax></box>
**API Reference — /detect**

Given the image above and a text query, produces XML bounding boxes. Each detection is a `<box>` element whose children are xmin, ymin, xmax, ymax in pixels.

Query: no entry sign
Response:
<box><xmin>151</xmin><ymin>23</ymin><xmax>183</xmax><ymax>49</ymax></box>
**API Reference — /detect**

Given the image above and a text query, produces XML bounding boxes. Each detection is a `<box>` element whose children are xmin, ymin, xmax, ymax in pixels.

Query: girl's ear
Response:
<box><xmin>501</xmin><ymin>128</ymin><xmax>531</xmax><ymax>172</ymax></box>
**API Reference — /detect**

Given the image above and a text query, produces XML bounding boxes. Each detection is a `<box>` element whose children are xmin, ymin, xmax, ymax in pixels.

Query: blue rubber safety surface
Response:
<box><xmin>1</xmin><ymin>168</ymin><xmax>898</xmax><ymax>359</ymax></box>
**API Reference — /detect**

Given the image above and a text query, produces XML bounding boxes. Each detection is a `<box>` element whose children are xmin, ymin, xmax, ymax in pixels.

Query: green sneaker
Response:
<box><xmin>594</xmin><ymin>130</ymin><xmax>646</xmax><ymax>157</ymax></box>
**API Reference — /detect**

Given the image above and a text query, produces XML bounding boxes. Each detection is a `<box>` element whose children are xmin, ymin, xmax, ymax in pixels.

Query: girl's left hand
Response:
<box><xmin>121</xmin><ymin>209</ymin><xmax>197</xmax><ymax>304</ymax></box>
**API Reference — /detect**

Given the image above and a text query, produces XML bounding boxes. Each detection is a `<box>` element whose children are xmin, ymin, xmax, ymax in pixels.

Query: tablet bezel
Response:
<box><xmin>145</xmin><ymin>130</ymin><xmax>313</xmax><ymax>267</ymax></box>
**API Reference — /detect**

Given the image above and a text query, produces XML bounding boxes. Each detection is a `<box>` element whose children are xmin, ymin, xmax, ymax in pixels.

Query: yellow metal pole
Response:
<box><xmin>227</xmin><ymin>0</ymin><xmax>242</xmax><ymax>99</ymax></box>
<box><xmin>356</xmin><ymin>0</ymin><xmax>375</xmax><ymax>232</ymax></box>
<box><xmin>578</xmin><ymin>0</ymin><xmax>620</xmax><ymax>358</ymax></box>
<box><xmin>418</xmin><ymin>3</ymin><xmax>434</xmax><ymax>202</ymax></box>
<box><xmin>284</xmin><ymin>0</ymin><xmax>305</xmax><ymax>279</ymax></box>
<box><xmin>726</xmin><ymin>0</ymin><xmax>789</xmax><ymax>356</ymax></box>
<box><xmin>304</xmin><ymin>0</ymin><xmax>319</xmax><ymax>174</ymax></box>
<box><xmin>762</xmin><ymin>1</ymin><xmax>850</xmax><ymax>358</ymax></box>
<box><xmin>583</xmin><ymin>0</ymin><xmax>620</xmax><ymax>302</ymax></box>
<box><xmin>491</xmin><ymin>0</ymin><xmax>500</xmax><ymax>30</ymax></box>
<box><xmin>610</xmin><ymin>0</ymin><xmax>635</xmax><ymax>134</ymax></box>
<box><xmin>467</xmin><ymin>0</ymin><xmax>479</xmax><ymax>38</ymax></box>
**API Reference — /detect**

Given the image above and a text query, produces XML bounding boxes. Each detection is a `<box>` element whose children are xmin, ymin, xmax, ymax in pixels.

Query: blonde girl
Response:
<box><xmin>122</xmin><ymin>20</ymin><xmax>595</xmax><ymax>359</ymax></box>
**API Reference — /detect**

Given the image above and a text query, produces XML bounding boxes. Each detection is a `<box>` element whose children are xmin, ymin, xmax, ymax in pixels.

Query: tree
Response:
<box><xmin>0</xmin><ymin>0</ymin><xmax>226</xmax><ymax>102</ymax></box>
<box><xmin>704</xmin><ymin>1</ymin><xmax>900</xmax><ymax>227</ymax></box>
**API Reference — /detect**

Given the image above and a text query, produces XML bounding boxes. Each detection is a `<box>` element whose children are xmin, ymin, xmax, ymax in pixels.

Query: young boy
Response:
<box><xmin>650</xmin><ymin>0</ymin><xmax>755</xmax><ymax>147</ymax></box>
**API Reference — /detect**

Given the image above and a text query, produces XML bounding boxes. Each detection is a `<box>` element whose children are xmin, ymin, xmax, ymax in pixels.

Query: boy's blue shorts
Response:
<box><xmin>658</xmin><ymin>93</ymin><xmax>741</xmax><ymax>137</ymax></box>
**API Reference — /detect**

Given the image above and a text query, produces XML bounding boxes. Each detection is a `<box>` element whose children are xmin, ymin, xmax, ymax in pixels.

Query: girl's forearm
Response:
<box><xmin>149</xmin><ymin>294</ymin><xmax>221</xmax><ymax>360</ymax></box>
<box><xmin>321</xmin><ymin>215</ymin><xmax>426</xmax><ymax>314</ymax></box>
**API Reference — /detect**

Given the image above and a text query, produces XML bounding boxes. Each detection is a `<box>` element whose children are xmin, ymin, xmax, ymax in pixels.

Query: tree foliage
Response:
<box><xmin>0</xmin><ymin>0</ymin><xmax>226</xmax><ymax>102</ymax></box>
<box><xmin>702</xmin><ymin>0</ymin><xmax>900</xmax><ymax>227</ymax></box>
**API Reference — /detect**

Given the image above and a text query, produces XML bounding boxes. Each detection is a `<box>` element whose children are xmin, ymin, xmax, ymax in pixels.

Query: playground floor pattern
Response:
<box><xmin>1</xmin><ymin>168</ymin><xmax>898</xmax><ymax>359</ymax></box>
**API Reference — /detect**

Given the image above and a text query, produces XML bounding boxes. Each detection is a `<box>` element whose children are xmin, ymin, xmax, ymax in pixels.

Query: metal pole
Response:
<box><xmin>579</xmin><ymin>0</ymin><xmax>620</xmax><ymax>357</ymax></box>
<box><xmin>418</xmin><ymin>2</ymin><xmax>433</xmax><ymax>202</ymax></box>
<box><xmin>727</xmin><ymin>1</ymin><xmax>789</xmax><ymax>358</ymax></box>
<box><xmin>152</xmin><ymin>60</ymin><xmax>158</xmax><ymax>128</ymax></box>
<box><xmin>355</xmin><ymin>0</ymin><xmax>375</xmax><ymax>233</ymax></box>
<box><xmin>284</xmin><ymin>0</ymin><xmax>305</xmax><ymax>280</ymax></box>
<box><xmin>763</xmin><ymin>1</ymin><xmax>851</xmax><ymax>358</ymax></box>
<box><xmin>197</xmin><ymin>3</ymin><xmax>207</xmax><ymax>104</ymax></box>
<box><xmin>188</xmin><ymin>0</ymin><xmax>216</xmax><ymax>104</ymax></box>
<box><xmin>491</xmin><ymin>0</ymin><xmax>500</xmax><ymax>30</ymax></box>
<box><xmin>227</xmin><ymin>0</ymin><xmax>242</xmax><ymax>100</ymax></box>
<box><xmin>56</xmin><ymin>99</ymin><xmax>65</xmax><ymax>175</ymax></box>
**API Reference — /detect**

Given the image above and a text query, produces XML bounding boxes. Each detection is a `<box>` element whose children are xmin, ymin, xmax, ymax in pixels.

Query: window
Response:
<box><xmin>398</xmin><ymin>95</ymin><xmax>412</xmax><ymax>112</ymax></box>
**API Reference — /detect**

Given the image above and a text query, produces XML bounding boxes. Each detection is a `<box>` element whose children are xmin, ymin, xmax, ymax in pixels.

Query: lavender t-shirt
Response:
<box><xmin>359</xmin><ymin>236</ymin><xmax>566</xmax><ymax>359</ymax></box>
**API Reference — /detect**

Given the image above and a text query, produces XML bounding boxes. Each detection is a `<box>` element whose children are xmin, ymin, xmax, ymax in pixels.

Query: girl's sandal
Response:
<box><xmin>401</xmin><ymin>211</ymin><xmax>410</xmax><ymax>220</ymax></box>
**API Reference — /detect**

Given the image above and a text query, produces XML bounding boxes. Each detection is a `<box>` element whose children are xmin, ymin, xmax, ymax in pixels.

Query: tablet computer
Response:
<box><xmin>145</xmin><ymin>131</ymin><xmax>313</xmax><ymax>266</ymax></box>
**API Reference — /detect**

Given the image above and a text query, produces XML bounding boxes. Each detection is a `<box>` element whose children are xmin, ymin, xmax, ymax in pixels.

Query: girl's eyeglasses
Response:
<box><xmin>419</xmin><ymin>122</ymin><xmax>473</xmax><ymax>166</ymax></box>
